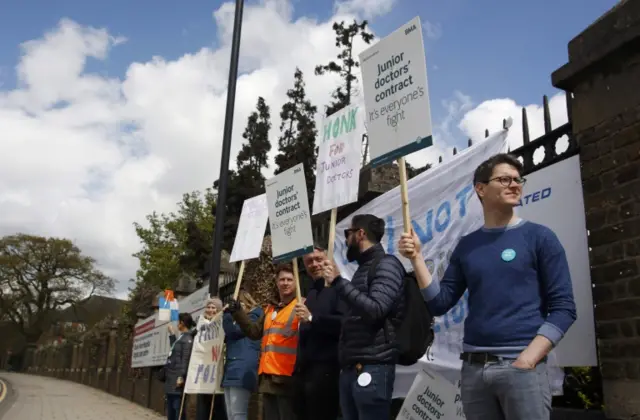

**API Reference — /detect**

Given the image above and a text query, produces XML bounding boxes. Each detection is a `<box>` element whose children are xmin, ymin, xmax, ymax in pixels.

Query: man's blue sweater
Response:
<box><xmin>421</xmin><ymin>219</ymin><xmax>577</xmax><ymax>358</ymax></box>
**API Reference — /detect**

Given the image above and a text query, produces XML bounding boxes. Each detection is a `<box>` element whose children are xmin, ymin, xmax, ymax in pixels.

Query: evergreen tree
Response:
<box><xmin>274</xmin><ymin>68</ymin><xmax>318</xmax><ymax>203</ymax></box>
<box><xmin>406</xmin><ymin>162</ymin><xmax>432</xmax><ymax>179</ymax></box>
<box><xmin>315</xmin><ymin>20</ymin><xmax>374</xmax><ymax>116</ymax></box>
<box><xmin>213</xmin><ymin>96</ymin><xmax>272</xmax><ymax>251</ymax></box>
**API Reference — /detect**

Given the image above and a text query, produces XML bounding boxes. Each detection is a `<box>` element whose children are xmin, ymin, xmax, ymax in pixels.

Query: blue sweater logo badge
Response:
<box><xmin>501</xmin><ymin>248</ymin><xmax>516</xmax><ymax>262</ymax></box>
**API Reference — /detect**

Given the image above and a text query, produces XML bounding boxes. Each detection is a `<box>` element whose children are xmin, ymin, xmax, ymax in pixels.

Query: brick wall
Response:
<box><xmin>553</xmin><ymin>1</ymin><xmax>640</xmax><ymax>418</ymax></box>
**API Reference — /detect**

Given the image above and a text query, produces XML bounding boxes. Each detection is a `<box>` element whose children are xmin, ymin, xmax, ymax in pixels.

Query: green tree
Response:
<box><xmin>133</xmin><ymin>189</ymin><xmax>215</xmax><ymax>289</ymax></box>
<box><xmin>275</xmin><ymin>68</ymin><xmax>318</xmax><ymax>202</ymax></box>
<box><xmin>214</xmin><ymin>96</ymin><xmax>272</xmax><ymax>251</ymax></box>
<box><xmin>0</xmin><ymin>234</ymin><xmax>115</xmax><ymax>344</ymax></box>
<box><xmin>315</xmin><ymin>20</ymin><xmax>374</xmax><ymax>116</ymax></box>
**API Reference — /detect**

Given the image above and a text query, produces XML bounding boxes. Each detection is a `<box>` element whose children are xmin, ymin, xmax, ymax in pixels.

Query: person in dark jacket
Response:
<box><xmin>222</xmin><ymin>290</ymin><xmax>263</xmax><ymax>420</ymax></box>
<box><xmin>293</xmin><ymin>244</ymin><xmax>346</xmax><ymax>420</ymax></box>
<box><xmin>165</xmin><ymin>312</ymin><xmax>197</xmax><ymax>420</ymax></box>
<box><xmin>323</xmin><ymin>214</ymin><xmax>406</xmax><ymax>420</ymax></box>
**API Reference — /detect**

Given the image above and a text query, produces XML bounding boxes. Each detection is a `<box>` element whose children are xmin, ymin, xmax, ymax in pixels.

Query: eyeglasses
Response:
<box><xmin>344</xmin><ymin>228</ymin><xmax>360</xmax><ymax>238</ymax></box>
<box><xmin>486</xmin><ymin>176</ymin><xmax>527</xmax><ymax>187</ymax></box>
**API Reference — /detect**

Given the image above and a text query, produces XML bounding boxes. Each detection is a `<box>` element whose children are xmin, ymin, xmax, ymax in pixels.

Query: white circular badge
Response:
<box><xmin>357</xmin><ymin>372</ymin><xmax>372</xmax><ymax>387</ymax></box>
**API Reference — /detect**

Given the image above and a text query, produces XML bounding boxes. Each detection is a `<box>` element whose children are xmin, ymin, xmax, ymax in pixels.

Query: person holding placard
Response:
<box><xmin>293</xmin><ymin>244</ymin><xmax>346</xmax><ymax>420</ymax></box>
<box><xmin>164</xmin><ymin>312</ymin><xmax>197</xmax><ymax>420</ymax></box>
<box><xmin>322</xmin><ymin>214</ymin><xmax>406</xmax><ymax>420</ymax></box>
<box><xmin>226</xmin><ymin>263</ymin><xmax>300</xmax><ymax>420</ymax></box>
<box><xmin>194</xmin><ymin>298</ymin><xmax>225</xmax><ymax>420</ymax></box>
<box><xmin>221</xmin><ymin>290</ymin><xmax>263</xmax><ymax>420</ymax></box>
<box><xmin>398</xmin><ymin>153</ymin><xmax>577</xmax><ymax>420</ymax></box>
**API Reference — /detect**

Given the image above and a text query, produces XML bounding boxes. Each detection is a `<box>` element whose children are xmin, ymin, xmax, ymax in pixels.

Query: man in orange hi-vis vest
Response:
<box><xmin>226</xmin><ymin>262</ymin><xmax>300</xmax><ymax>420</ymax></box>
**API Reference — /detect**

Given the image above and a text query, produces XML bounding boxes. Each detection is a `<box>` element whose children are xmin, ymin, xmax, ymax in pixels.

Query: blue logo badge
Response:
<box><xmin>501</xmin><ymin>249</ymin><xmax>516</xmax><ymax>262</ymax></box>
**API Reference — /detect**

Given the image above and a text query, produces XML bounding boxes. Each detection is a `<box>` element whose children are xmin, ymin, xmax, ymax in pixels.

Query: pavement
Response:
<box><xmin>0</xmin><ymin>372</ymin><xmax>164</xmax><ymax>420</ymax></box>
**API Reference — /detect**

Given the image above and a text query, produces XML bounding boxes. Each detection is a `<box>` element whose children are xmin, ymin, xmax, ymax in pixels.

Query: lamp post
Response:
<box><xmin>209</xmin><ymin>0</ymin><xmax>245</xmax><ymax>297</ymax></box>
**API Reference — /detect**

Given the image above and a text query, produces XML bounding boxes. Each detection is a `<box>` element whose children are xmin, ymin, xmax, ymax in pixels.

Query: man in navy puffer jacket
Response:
<box><xmin>323</xmin><ymin>214</ymin><xmax>405</xmax><ymax>420</ymax></box>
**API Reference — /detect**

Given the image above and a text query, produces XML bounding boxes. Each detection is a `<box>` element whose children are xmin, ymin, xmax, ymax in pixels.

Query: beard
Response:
<box><xmin>346</xmin><ymin>241</ymin><xmax>361</xmax><ymax>262</ymax></box>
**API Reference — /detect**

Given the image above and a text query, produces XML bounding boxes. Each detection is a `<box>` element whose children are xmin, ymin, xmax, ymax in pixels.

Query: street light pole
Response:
<box><xmin>209</xmin><ymin>0</ymin><xmax>245</xmax><ymax>297</ymax></box>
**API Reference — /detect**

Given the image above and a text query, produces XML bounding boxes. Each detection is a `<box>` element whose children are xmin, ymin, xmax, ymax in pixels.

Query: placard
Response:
<box><xmin>359</xmin><ymin>16</ymin><xmax>433</xmax><ymax>167</ymax></box>
<box><xmin>184</xmin><ymin>314</ymin><xmax>225</xmax><ymax>394</ymax></box>
<box><xmin>397</xmin><ymin>367</ymin><xmax>462</xmax><ymax>420</ymax></box>
<box><xmin>313</xmin><ymin>104</ymin><xmax>363</xmax><ymax>214</ymax></box>
<box><xmin>230</xmin><ymin>194</ymin><xmax>269</xmax><ymax>262</ymax></box>
<box><xmin>265</xmin><ymin>163</ymin><xmax>314</xmax><ymax>262</ymax></box>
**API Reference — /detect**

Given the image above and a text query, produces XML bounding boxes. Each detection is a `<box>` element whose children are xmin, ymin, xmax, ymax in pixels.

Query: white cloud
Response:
<box><xmin>0</xmin><ymin>0</ymin><xmax>392</xmax><ymax>298</ymax></box>
<box><xmin>422</xmin><ymin>20</ymin><xmax>442</xmax><ymax>40</ymax></box>
<box><xmin>0</xmin><ymin>0</ymin><xmax>570</xmax><ymax>299</ymax></box>
<box><xmin>334</xmin><ymin>0</ymin><xmax>398</xmax><ymax>19</ymax></box>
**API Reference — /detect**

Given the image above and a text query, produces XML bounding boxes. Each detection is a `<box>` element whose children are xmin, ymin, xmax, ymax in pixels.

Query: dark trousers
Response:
<box><xmin>339</xmin><ymin>364</ymin><xmax>395</xmax><ymax>420</ymax></box>
<box><xmin>297</xmin><ymin>363</ymin><xmax>340</xmax><ymax>420</ymax></box>
<box><xmin>263</xmin><ymin>393</ymin><xmax>297</xmax><ymax>420</ymax></box>
<box><xmin>166</xmin><ymin>393</ymin><xmax>187</xmax><ymax>420</ymax></box>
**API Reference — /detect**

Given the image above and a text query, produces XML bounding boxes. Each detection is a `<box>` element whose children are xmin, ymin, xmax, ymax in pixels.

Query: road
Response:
<box><xmin>0</xmin><ymin>372</ymin><xmax>164</xmax><ymax>419</ymax></box>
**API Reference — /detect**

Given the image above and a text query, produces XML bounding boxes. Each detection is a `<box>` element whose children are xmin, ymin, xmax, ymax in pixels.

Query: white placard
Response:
<box><xmin>313</xmin><ymin>104</ymin><xmax>363</xmax><ymax>214</ymax></box>
<box><xmin>184</xmin><ymin>314</ymin><xmax>225</xmax><ymax>394</ymax></box>
<box><xmin>516</xmin><ymin>155</ymin><xmax>597</xmax><ymax>367</ymax></box>
<box><xmin>359</xmin><ymin>16</ymin><xmax>433</xmax><ymax>167</ymax></box>
<box><xmin>230</xmin><ymin>194</ymin><xmax>269</xmax><ymax>262</ymax></box>
<box><xmin>131</xmin><ymin>285</ymin><xmax>210</xmax><ymax>368</ymax></box>
<box><xmin>265</xmin><ymin>163</ymin><xmax>314</xmax><ymax>262</ymax></box>
<box><xmin>397</xmin><ymin>367</ymin><xmax>462</xmax><ymax>420</ymax></box>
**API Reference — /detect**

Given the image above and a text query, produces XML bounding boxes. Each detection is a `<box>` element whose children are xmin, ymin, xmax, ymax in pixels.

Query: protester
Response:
<box><xmin>226</xmin><ymin>263</ymin><xmax>300</xmax><ymax>420</ymax></box>
<box><xmin>195</xmin><ymin>297</ymin><xmax>224</xmax><ymax>420</ymax></box>
<box><xmin>398</xmin><ymin>153</ymin><xmax>577</xmax><ymax>420</ymax></box>
<box><xmin>293</xmin><ymin>244</ymin><xmax>345</xmax><ymax>420</ymax></box>
<box><xmin>322</xmin><ymin>214</ymin><xmax>405</xmax><ymax>420</ymax></box>
<box><xmin>165</xmin><ymin>312</ymin><xmax>197</xmax><ymax>420</ymax></box>
<box><xmin>221</xmin><ymin>290</ymin><xmax>263</xmax><ymax>420</ymax></box>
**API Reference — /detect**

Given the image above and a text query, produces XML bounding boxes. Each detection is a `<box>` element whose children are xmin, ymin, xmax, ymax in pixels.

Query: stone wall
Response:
<box><xmin>552</xmin><ymin>1</ymin><xmax>640</xmax><ymax>418</ymax></box>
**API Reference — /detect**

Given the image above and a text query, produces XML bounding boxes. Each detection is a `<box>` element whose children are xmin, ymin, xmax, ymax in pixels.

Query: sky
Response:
<box><xmin>0</xmin><ymin>0</ymin><xmax>619</xmax><ymax>298</ymax></box>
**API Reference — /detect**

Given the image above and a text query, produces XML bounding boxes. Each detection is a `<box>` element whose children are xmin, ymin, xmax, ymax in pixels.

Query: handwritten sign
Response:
<box><xmin>184</xmin><ymin>314</ymin><xmax>225</xmax><ymax>394</ymax></box>
<box><xmin>313</xmin><ymin>104</ymin><xmax>362</xmax><ymax>214</ymax></box>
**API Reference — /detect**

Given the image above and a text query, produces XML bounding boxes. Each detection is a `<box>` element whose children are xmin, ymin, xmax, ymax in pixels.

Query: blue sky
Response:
<box><xmin>0</xmin><ymin>0</ymin><xmax>617</xmax><ymax>117</ymax></box>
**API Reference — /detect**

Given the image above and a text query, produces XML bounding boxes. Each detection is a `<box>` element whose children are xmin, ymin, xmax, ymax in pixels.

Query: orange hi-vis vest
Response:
<box><xmin>258</xmin><ymin>299</ymin><xmax>300</xmax><ymax>377</ymax></box>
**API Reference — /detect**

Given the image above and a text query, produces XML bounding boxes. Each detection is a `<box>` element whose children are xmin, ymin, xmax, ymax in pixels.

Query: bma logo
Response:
<box><xmin>517</xmin><ymin>187</ymin><xmax>552</xmax><ymax>207</ymax></box>
<box><xmin>405</xmin><ymin>24</ymin><xmax>417</xmax><ymax>35</ymax></box>
<box><xmin>293</xmin><ymin>167</ymin><xmax>302</xmax><ymax>174</ymax></box>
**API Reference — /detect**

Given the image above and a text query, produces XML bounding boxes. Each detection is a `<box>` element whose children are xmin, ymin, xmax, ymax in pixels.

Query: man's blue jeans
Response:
<box><xmin>166</xmin><ymin>393</ymin><xmax>186</xmax><ymax>420</ymax></box>
<box><xmin>339</xmin><ymin>364</ymin><xmax>395</xmax><ymax>420</ymax></box>
<box><xmin>461</xmin><ymin>359</ymin><xmax>552</xmax><ymax>420</ymax></box>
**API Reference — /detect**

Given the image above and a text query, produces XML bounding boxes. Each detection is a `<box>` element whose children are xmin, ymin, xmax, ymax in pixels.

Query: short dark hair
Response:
<box><xmin>473</xmin><ymin>153</ymin><xmax>524</xmax><ymax>185</ymax></box>
<box><xmin>178</xmin><ymin>312</ymin><xmax>195</xmax><ymax>329</ymax></box>
<box><xmin>275</xmin><ymin>263</ymin><xmax>294</xmax><ymax>277</ymax></box>
<box><xmin>351</xmin><ymin>214</ymin><xmax>385</xmax><ymax>243</ymax></box>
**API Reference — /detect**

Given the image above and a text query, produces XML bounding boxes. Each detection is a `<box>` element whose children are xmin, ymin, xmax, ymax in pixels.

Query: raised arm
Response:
<box><xmin>333</xmin><ymin>256</ymin><xmax>405</xmax><ymax>323</ymax></box>
<box><xmin>230</xmin><ymin>304</ymin><xmax>265</xmax><ymax>341</ymax></box>
<box><xmin>398</xmin><ymin>231</ymin><xmax>467</xmax><ymax>316</ymax></box>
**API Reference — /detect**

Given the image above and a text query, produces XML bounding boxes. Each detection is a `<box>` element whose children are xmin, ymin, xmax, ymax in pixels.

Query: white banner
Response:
<box><xmin>131</xmin><ymin>286</ymin><xmax>210</xmax><ymax>368</ymax></box>
<box><xmin>313</xmin><ymin>104</ymin><xmax>363</xmax><ymax>214</ymax></box>
<box><xmin>397</xmin><ymin>367</ymin><xmax>463</xmax><ymax>420</ymax></box>
<box><xmin>265</xmin><ymin>163</ymin><xmax>314</xmax><ymax>262</ymax></box>
<box><xmin>333</xmin><ymin>130</ymin><xmax>571</xmax><ymax>397</ymax></box>
<box><xmin>516</xmin><ymin>155</ymin><xmax>596</xmax><ymax>367</ymax></box>
<box><xmin>359</xmin><ymin>16</ymin><xmax>433</xmax><ymax>167</ymax></box>
<box><xmin>184</xmin><ymin>314</ymin><xmax>225</xmax><ymax>394</ymax></box>
<box><xmin>230</xmin><ymin>194</ymin><xmax>269</xmax><ymax>263</ymax></box>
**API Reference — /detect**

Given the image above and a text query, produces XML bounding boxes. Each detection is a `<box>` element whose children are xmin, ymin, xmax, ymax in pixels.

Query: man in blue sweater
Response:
<box><xmin>398</xmin><ymin>153</ymin><xmax>577</xmax><ymax>420</ymax></box>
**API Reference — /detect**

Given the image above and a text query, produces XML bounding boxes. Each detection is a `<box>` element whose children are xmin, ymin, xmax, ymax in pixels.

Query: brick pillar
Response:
<box><xmin>552</xmin><ymin>1</ymin><xmax>640</xmax><ymax>419</ymax></box>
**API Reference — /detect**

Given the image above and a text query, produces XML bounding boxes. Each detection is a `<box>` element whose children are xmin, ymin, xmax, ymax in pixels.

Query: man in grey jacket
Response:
<box><xmin>322</xmin><ymin>214</ymin><xmax>406</xmax><ymax>420</ymax></box>
<box><xmin>165</xmin><ymin>312</ymin><xmax>196</xmax><ymax>420</ymax></box>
